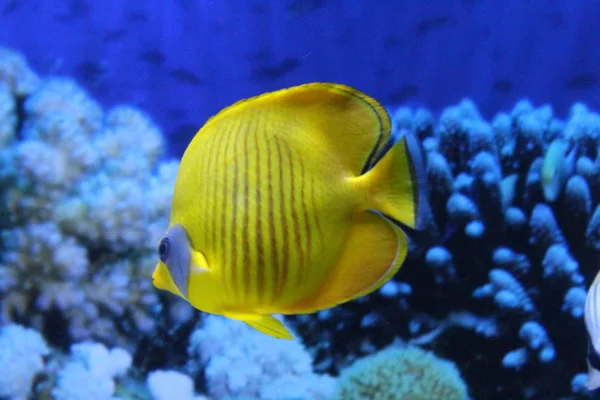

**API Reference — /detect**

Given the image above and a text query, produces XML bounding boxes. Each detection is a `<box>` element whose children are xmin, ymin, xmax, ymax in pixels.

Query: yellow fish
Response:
<box><xmin>152</xmin><ymin>83</ymin><xmax>428</xmax><ymax>339</ymax></box>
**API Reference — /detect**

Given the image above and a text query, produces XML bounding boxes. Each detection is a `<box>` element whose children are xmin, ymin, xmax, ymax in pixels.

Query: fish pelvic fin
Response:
<box><xmin>359</xmin><ymin>130</ymin><xmax>430</xmax><ymax>230</ymax></box>
<box><xmin>225</xmin><ymin>312</ymin><xmax>294</xmax><ymax>340</ymax></box>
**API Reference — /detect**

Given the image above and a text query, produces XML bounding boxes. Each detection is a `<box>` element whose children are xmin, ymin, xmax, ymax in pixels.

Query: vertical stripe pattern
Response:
<box><xmin>193</xmin><ymin>111</ymin><xmax>329</xmax><ymax>308</ymax></box>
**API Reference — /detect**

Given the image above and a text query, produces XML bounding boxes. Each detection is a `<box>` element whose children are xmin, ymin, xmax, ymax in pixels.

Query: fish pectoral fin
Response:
<box><xmin>239</xmin><ymin>314</ymin><xmax>294</xmax><ymax>340</ymax></box>
<box><xmin>285</xmin><ymin>210</ymin><xmax>408</xmax><ymax>314</ymax></box>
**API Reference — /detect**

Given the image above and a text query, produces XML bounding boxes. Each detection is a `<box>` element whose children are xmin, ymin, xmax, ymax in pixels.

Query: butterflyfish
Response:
<box><xmin>541</xmin><ymin>138</ymin><xmax>577</xmax><ymax>202</ymax></box>
<box><xmin>585</xmin><ymin>269</ymin><xmax>600</xmax><ymax>390</ymax></box>
<box><xmin>152</xmin><ymin>82</ymin><xmax>428</xmax><ymax>339</ymax></box>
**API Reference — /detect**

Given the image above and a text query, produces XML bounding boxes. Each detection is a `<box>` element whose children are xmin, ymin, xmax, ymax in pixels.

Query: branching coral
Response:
<box><xmin>187</xmin><ymin>315</ymin><xmax>336</xmax><ymax>400</ymax></box>
<box><xmin>51</xmin><ymin>341</ymin><xmax>132</xmax><ymax>400</ymax></box>
<box><xmin>0</xmin><ymin>46</ymin><xmax>185</xmax><ymax>350</ymax></box>
<box><xmin>0</xmin><ymin>324</ymin><xmax>49</xmax><ymax>400</ymax></box>
<box><xmin>288</xmin><ymin>98</ymin><xmax>600</xmax><ymax>399</ymax></box>
<box><xmin>3</xmin><ymin>45</ymin><xmax>599</xmax><ymax>399</ymax></box>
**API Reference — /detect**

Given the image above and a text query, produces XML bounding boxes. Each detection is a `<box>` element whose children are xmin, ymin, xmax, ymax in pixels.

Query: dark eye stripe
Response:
<box><xmin>165</xmin><ymin>224</ymin><xmax>191</xmax><ymax>298</ymax></box>
<box><xmin>158</xmin><ymin>237</ymin><xmax>170</xmax><ymax>262</ymax></box>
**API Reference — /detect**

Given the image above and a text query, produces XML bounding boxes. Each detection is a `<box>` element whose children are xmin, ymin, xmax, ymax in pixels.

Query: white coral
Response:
<box><xmin>147</xmin><ymin>370</ymin><xmax>208</xmax><ymax>400</ymax></box>
<box><xmin>51</xmin><ymin>342</ymin><xmax>132</xmax><ymax>400</ymax></box>
<box><xmin>0</xmin><ymin>47</ymin><xmax>40</xmax><ymax>96</ymax></box>
<box><xmin>188</xmin><ymin>315</ymin><xmax>335</xmax><ymax>399</ymax></box>
<box><xmin>0</xmin><ymin>82</ymin><xmax>16</xmax><ymax>145</ymax></box>
<box><xmin>0</xmin><ymin>324</ymin><xmax>49</xmax><ymax>400</ymax></box>
<box><xmin>0</xmin><ymin>48</ymin><xmax>182</xmax><ymax>345</ymax></box>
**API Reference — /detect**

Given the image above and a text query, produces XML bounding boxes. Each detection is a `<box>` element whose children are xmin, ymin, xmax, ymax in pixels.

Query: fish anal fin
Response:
<box><xmin>285</xmin><ymin>210</ymin><xmax>408</xmax><ymax>313</ymax></box>
<box><xmin>237</xmin><ymin>314</ymin><xmax>294</xmax><ymax>340</ymax></box>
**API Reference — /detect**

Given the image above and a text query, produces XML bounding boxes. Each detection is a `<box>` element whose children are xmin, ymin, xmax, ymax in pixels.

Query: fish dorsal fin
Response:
<box><xmin>201</xmin><ymin>82</ymin><xmax>392</xmax><ymax>175</ymax></box>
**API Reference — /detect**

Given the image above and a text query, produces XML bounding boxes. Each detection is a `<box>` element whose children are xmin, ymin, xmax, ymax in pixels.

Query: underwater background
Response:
<box><xmin>1</xmin><ymin>0</ymin><xmax>600</xmax><ymax>399</ymax></box>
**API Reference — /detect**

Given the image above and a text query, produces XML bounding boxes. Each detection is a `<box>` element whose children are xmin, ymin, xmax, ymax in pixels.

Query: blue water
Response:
<box><xmin>2</xmin><ymin>0</ymin><xmax>599</xmax><ymax>157</ymax></box>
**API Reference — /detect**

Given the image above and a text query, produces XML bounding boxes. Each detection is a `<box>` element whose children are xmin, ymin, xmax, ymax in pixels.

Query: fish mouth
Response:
<box><xmin>151</xmin><ymin>262</ymin><xmax>166</xmax><ymax>289</ymax></box>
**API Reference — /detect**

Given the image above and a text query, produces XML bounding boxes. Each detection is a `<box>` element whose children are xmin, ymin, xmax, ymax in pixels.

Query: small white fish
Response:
<box><xmin>500</xmin><ymin>173</ymin><xmax>518</xmax><ymax>209</ymax></box>
<box><xmin>584</xmin><ymin>270</ymin><xmax>600</xmax><ymax>390</ymax></box>
<box><xmin>541</xmin><ymin>139</ymin><xmax>577</xmax><ymax>202</ymax></box>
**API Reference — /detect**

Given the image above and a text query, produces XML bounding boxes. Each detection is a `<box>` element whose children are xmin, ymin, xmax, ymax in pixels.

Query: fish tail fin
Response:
<box><xmin>242</xmin><ymin>314</ymin><xmax>294</xmax><ymax>340</ymax></box>
<box><xmin>362</xmin><ymin>131</ymin><xmax>429</xmax><ymax>230</ymax></box>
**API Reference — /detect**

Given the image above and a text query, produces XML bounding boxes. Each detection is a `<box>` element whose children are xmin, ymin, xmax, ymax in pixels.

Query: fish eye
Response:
<box><xmin>158</xmin><ymin>237</ymin><xmax>170</xmax><ymax>262</ymax></box>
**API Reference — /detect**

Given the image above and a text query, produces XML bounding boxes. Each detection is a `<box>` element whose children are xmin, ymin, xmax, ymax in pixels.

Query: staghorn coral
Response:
<box><xmin>0</xmin><ymin>47</ymin><xmax>185</xmax><ymax>350</ymax></box>
<box><xmin>333</xmin><ymin>345</ymin><xmax>468</xmax><ymax>400</ymax></box>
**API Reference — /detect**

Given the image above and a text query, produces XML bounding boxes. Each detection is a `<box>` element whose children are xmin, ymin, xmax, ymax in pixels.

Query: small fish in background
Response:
<box><xmin>416</xmin><ymin>15</ymin><xmax>451</xmax><ymax>35</ymax></box>
<box><xmin>54</xmin><ymin>0</ymin><xmax>89</xmax><ymax>22</ymax></box>
<box><xmin>103</xmin><ymin>28</ymin><xmax>127</xmax><ymax>43</ymax></box>
<box><xmin>584</xmin><ymin>269</ymin><xmax>600</xmax><ymax>390</ymax></box>
<box><xmin>500</xmin><ymin>173</ymin><xmax>519</xmax><ymax>209</ymax></box>
<box><xmin>140</xmin><ymin>50</ymin><xmax>166</xmax><ymax>66</ymax></box>
<box><xmin>492</xmin><ymin>79</ymin><xmax>513</xmax><ymax>94</ymax></box>
<box><xmin>383</xmin><ymin>34</ymin><xmax>403</xmax><ymax>50</ymax></box>
<box><xmin>540</xmin><ymin>138</ymin><xmax>577</xmax><ymax>202</ymax></box>
<box><xmin>388</xmin><ymin>85</ymin><xmax>419</xmax><ymax>104</ymax></box>
<box><xmin>74</xmin><ymin>61</ymin><xmax>108</xmax><ymax>88</ymax></box>
<box><xmin>2</xmin><ymin>0</ymin><xmax>20</xmax><ymax>16</ymax></box>
<box><xmin>568</xmin><ymin>73</ymin><xmax>599</xmax><ymax>90</ymax></box>
<box><xmin>251</xmin><ymin>57</ymin><xmax>300</xmax><ymax>81</ymax></box>
<box><xmin>287</xmin><ymin>0</ymin><xmax>325</xmax><ymax>17</ymax></box>
<box><xmin>169</xmin><ymin>68</ymin><xmax>203</xmax><ymax>86</ymax></box>
<box><xmin>152</xmin><ymin>82</ymin><xmax>429</xmax><ymax>339</ymax></box>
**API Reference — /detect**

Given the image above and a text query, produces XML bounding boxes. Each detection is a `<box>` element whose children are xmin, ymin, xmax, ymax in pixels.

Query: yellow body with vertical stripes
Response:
<box><xmin>152</xmin><ymin>82</ymin><xmax>426</xmax><ymax>339</ymax></box>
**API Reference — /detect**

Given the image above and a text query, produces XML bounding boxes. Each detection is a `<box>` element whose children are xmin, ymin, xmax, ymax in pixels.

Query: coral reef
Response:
<box><xmin>0</xmin><ymin>47</ymin><xmax>188</xmax><ymax>351</ymax></box>
<box><xmin>147</xmin><ymin>370</ymin><xmax>209</xmax><ymax>400</ymax></box>
<box><xmin>51</xmin><ymin>342</ymin><xmax>132</xmax><ymax>400</ymax></box>
<box><xmin>0</xmin><ymin>324</ymin><xmax>49</xmax><ymax>400</ymax></box>
<box><xmin>2</xmin><ymin>45</ymin><xmax>599</xmax><ymax>399</ymax></box>
<box><xmin>288</xmin><ymin>99</ymin><xmax>600</xmax><ymax>399</ymax></box>
<box><xmin>187</xmin><ymin>315</ymin><xmax>336</xmax><ymax>400</ymax></box>
<box><xmin>333</xmin><ymin>345</ymin><xmax>468</xmax><ymax>400</ymax></box>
